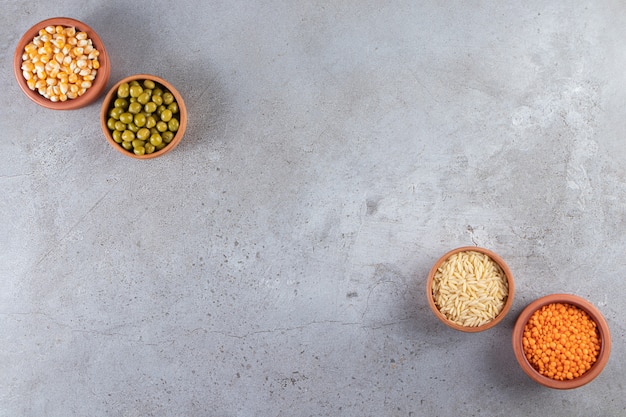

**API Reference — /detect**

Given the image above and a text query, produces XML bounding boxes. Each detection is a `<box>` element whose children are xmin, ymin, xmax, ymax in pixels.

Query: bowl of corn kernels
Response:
<box><xmin>512</xmin><ymin>293</ymin><xmax>611</xmax><ymax>389</ymax></box>
<box><xmin>100</xmin><ymin>74</ymin><xmax>187</xmax><ymax>159</ymax></box>
<box><xmin>13</xmin><ymin>17</ymin><xmax>110</xmax><ymax>110</ymax></box>
<box><xmin>426</xmin><ymin>246</ymin><xmax>515</xmax><ymax>332</ymax></box>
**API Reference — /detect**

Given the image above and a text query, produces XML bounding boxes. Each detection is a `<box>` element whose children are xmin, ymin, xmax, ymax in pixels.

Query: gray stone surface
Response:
<box><xmin>1</xmin><ymin>1</ymin><xmax>625</xmax><ymax>416</ymax></box>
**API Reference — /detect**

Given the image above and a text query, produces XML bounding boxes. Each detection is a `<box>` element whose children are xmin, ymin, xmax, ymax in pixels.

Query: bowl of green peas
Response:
<box><xmin>100</xmin><ymin>74</ymin><xmax>187</xmax><ymax>158</ymax></box>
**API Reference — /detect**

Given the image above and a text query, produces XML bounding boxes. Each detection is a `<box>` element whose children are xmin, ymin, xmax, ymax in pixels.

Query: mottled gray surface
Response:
<box><xmin>1</xmin><ymin>1</ymin><xmax>625</xmax><ymax>416</ymax></box>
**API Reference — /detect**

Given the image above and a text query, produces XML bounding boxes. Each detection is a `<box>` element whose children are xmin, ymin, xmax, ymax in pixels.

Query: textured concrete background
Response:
<box><xmin>1</xmin><ymin>1</ymin><xmax>625</xmax><ymax>416</ymax></box>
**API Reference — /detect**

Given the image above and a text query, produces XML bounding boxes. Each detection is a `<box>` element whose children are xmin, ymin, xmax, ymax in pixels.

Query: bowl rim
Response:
<box><xmin>511</xmin><ymin>293</ymin><xmax>611</xmax><ymax>389</ymax></box>
<box><xmin>13</xmin><ymin>16</ymin><xmax>110</xmax><ymax>110</ymax></box>
<box><xmin>426</xmin><ymin>246</ymin><xmax>515</xmax><ymax>333</ymax></box>
<box><xmin>100</xmin><ymin>73</ymin><xmax>188</xmax><ymax>159</ymax></box>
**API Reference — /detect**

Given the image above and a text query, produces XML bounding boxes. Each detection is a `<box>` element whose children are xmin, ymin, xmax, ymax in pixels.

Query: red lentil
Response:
<box><xmin>522</xmin><ymin>302</ymin><xmax>601</xmax><ymax>381</ymax></box>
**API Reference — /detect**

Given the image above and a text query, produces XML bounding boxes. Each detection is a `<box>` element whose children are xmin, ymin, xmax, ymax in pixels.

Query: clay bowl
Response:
<box><xmin>512</xmin><ymin>293</ymin><xmax>611</xmax><ymax>389</ymax></box>
<box><xmin>426</xmin><ymin>246</ymin><xmax>515</xmax><ymax>332</ymax></box>
<box><xmin>100</xmin><ymin>74</ymin><xmax>187</xmax><ymax>159</ymax></box>
<box><xmin>14</xmin><ymin>17</ymin><xmax>110</xmax><ymax>110</ymax></box>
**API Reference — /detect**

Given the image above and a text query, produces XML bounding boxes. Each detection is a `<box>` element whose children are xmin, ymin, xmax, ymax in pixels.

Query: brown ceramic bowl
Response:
<box><xmin>512</xmin><ymin>293</ymin><xmax>611</xmax><ymax>389</ymax></box>
<box><xmin>100</xmin><ymin>74</ymin><xmax>187</xmax><ymax>159</ymax></box>
<box><xmin>13</xmin><ymin>17</ymin><xmax>110</xmax><ymax>110</ymax></box>
<box><xmin>426</xmin><ymin>246</ymin><xmax>515</xmax><ymax>332</ymax></box>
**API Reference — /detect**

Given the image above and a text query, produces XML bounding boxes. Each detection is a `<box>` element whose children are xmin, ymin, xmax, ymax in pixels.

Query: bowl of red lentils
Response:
<box><xmin>13</xmin><ymin>17</ymin><xmax>110</xmax><ymax>110</ymax></box>
<box><xmin>426</xmin><ymin>247</ymin><xmax>515</xmax><ymax>332</ymax></box>
<box><xmin>512</xmin><ymin>293</ymin><xmax>611</xmax><ymax>389</ymax></box>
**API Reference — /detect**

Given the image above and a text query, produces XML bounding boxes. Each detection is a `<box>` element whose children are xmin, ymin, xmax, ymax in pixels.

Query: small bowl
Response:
<box><xmin>13</xmin><ymin>17</ymin><xmax>110</xmax><ymax>110</ymax></box>
<box><xmin>512</xmin><ymin>293</ymin><xmax>611</xmax><ymax>389</ymax></box>
<box><xmin>426</xmin><ymin>246</ymin><xmax>515</xmax><ymax>332</ymax></box>
<box><xmin>100</xmin><ymin>74</ymin><xmax>187</xmax><ymax>159</ymax></box>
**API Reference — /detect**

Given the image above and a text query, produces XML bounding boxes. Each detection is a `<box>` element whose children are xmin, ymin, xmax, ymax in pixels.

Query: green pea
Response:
<box><xmin>157</xmin><ymin>105</ymin><xmax>166</xmax><ymax>115</ymax></box>
<box><xmin>114</xmin><ymin>98</ymin><xmax>128</xmax><ymax>109</ymax></box>
<box><xmin>156</xmin><ymin>121</ymin><xmax>168</xmax><ymax>132</ymax></box>
<box><xmin>145</xmin><ymin>115</ymin><xmax>157</xmax><ymax>129</ymax></box>
<box><xmin>167</xmin><ymin>118</ymin><xmax>179</xmax><ymax>132</ymax></box>
<box><xmin>128</xmin><ymin>102</ymin><xmax>143</xmax><ymax>114</ymax></box>
<box><xmin>151</xmin><ymin>95</ymin><xmax>163</xmax><ymax>106</ymax></box>
<box><xmin>150</xmin><ymin>133</ymin><xmax>162</xmax><ymax>146</ymax></box>
<box><xmin>132</xmin><ymin>139</ymin><xmax>145</xmax><ymax>149</ymax></box>
<box><xmin>156</xmin><ymin>142</ymin><xmax>166</xmax><ymax>151</ymax></box>
<box><xmin>128</xmin><ymin>123</ymin><xmax>140</xmax><ymax>133</ymax></box>
<box><xmin>162</xmin><ymin>131</ymin><xmax>174</xmax><ymax>143</ymax></box>
<box><xmin>129</xmin><ymin>85</ymin><xmax>143</xmax><ymax>98</ymax></box>
<box><xmin>152</xmin><ymin>87</ymin><xmax>163</xmax><ymax>96</ymax></box>
<box><xmin>121</xmin><ymin>141</ymin><xmax>133</xmax><ymax>150</ymax></box>
<box><xmin>134</xmin><ymin>113</ymin><xmax>147</xmax><ymax>127</ymax></box>
<box><xmin>107</xmin><ymin>117</ymin><xmax>117</xmax><ymax>130</ymax></box>
<box><xmin>117</xmin><ymin>83</ymin><xmax>130</xmax><ymax>98</ymax></box>
<box><xmin>163</xmin><ymin>92</ymin><xmax>174</xmax><ymax>105</ymax></box>
<box><xmin>167</xmin><ymin>102</ymin><xmax>179</xmax><ymax>114</ymax></box>
<box><xmin>137</xmin><ymin>92</ymin><xmax>151</xmax><ymax>105</ymax></box>
<box><xmin>133</xmin><ymin>146</ymin><xmax>146</xmax><ymax>156</ymax></box>
<box><xmin>120</xmin><ymin>112</ymin><xmax>134</xmax><ymax>124</ymax></box>
<box><xmin>160</xmin><ymin>109</ymin><xmax>173</xmax><ymax>122</ymax></box>
<box><xmin>143</xmin><ymin>79</ymin><xmax>156</xmax><ymax>89</ymax></box>
<box><xmin>109</xmin><ymin>107</ymin><xmax>123</xmax><ymax>119</ymax></box>
<box><xmin>129</xmin><ymin>80</ymin><xmax>140</xmax><ymax>87</ymax></box>
<box><xmin>145</xmin><ymin>143</ymin><xmax>156</xmax><ymax>154</ymax></box>
<box><xmin>144</xmin><ymin>102</ymin><xmax>157</xmax><ymax>114</ymax></box>
<box><xmin>136</xmin><ymin>127</ymin><xmax>150</xmax><ymax>141</ymax></box>
<box><xmin>121</xmin><ymin>130</ymin><xmax>135</xmax><ymax>142</ymax></box>
<box><xmin>112</xmin><ymin>130</ymin><xmax>123</xmax><ymax>143</ymax></box>
<box><xmin>114</xmin><ymin>121</ymin><xmax>126</xmax><ymax>131</ymax></box>
<box><xmin>149</xmin><ymin>134</ymin><xmax>163</xmax><ymax>146</ymax></box>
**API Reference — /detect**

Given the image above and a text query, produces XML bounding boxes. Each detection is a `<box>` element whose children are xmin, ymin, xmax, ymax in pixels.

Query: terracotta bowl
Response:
<box><xmin>512</xmin><ymin>293</ymin><xmax>611</xmax><ymax>389</ymax></box>
<box><xmin>100</xmin><ymin>74</ymin><xmax>187</xmax><ymax>159</ymax></box>
<box><xmin>13</xmin><ymin>17</ymin><xmax>110</xmax><ymax>110</ymax></box>
<box><xmin>426</xmin><ymin>246</ymin><xmax>515</xmax><ymax>332</ymax></box>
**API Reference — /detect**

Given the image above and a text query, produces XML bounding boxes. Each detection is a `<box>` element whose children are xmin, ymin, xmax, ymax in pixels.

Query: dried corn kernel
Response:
<box><xmin>21</xmin><ymin>25</ymin><xmax>100</xmax><ymax>101</ymax></box>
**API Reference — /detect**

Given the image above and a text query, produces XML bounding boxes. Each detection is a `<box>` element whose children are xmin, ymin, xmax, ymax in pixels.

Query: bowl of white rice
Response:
<box><xmin>426</xmin><ymin>247</ymin><xmax>515</xmax><ymax>332</ymax></box>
